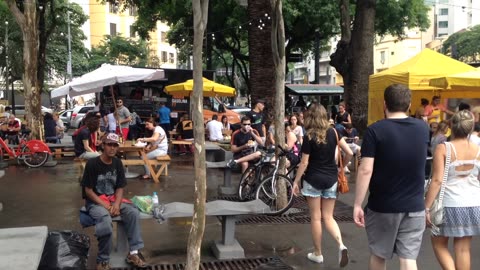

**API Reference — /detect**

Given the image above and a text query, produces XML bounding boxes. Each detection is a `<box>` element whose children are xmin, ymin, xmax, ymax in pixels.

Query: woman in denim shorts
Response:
<box><xmin>293</xmin><ymin>103</ymin><xmax>353</xmax><ymax>268</ymax></box>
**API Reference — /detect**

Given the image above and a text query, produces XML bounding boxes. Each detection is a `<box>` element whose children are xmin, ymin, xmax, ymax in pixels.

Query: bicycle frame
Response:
<box><xmin>0</xmin><ymin>135</ymin><xmax>51</xmax><ymax>159</ymax></box>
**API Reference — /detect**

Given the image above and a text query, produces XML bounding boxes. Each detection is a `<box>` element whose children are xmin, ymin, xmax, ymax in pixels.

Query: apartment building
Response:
<box><xmin>71</xmin><ymin>0</ymin><xmax>177</xmax><ymax>68</ymax></box>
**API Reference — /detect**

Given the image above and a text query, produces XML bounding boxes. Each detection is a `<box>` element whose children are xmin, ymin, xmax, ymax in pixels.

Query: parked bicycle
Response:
<box><xmin>255</xmin><ymin>145</ymin><xmax>298</xmax><ymax>215</ymax></box>
<box><xmin>237</xmin><ymin>147</ymin><xmax>276</xmax><ymax>201</ymax></box>
<box><xmin>0</xmin><ymin>134</ymin><xmax>52</xmax><ymax>167</ymax></box>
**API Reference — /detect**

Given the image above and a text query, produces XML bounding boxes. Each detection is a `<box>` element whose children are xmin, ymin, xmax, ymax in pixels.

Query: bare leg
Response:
<box><xmin>235</xmin><ymin>151</ymin><xmax>262</xmax><ymax>163</ymax></box>
<box><xmin>370</xmin><ymin>254</ymin><xmax>386</xmax><ymax>270</ymax></box>
<box><xmin>306</xmin><ymin>196</ymin><xmax>322</xmax><ymax>256</ymax></box>
<box><xmin>321</xmin><ymin>198</ymin><xmax>344</xmax><ymax>247</ymax></box>
<box><xmin>431</xmin><ymin>236</ymin><xmax>455</xmax><ymax>270</ymax></box>
<box><xmin>453</xmin><ymin>236</ymin><xmax>472</xmax><ymax>270</ymax></box>
<box><xmin>240</xmin><ymin>162</ymin><xmax>249</xmax><ymax>173</ymax></box>
<box><xmin>399</xmin><ymin>257</ymin><xmax>418</xmax><ymax>270</ymax></box>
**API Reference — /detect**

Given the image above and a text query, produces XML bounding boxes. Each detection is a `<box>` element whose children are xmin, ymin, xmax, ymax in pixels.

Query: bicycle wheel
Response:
<box><xmin>255</xmin><ymin>174</ymin><xmax>294</xmax><ymax>215</ymax></box>
<box><xmin>21</xmin><ymin>145</ymin><xmax>49</xmax><ymax>168</ymax></box>
<box><xmin>238</xmin><ymin>166</ymin><xmax>256</xmax><ymax>201</ymax></box>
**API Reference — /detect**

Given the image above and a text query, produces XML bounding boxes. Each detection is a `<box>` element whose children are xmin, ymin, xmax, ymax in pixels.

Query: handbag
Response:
<box><xmin>333</xmin><ymin>129</ymin><xmax>349</xmax><ymax>194</ymax></box>
<box><xmin>429</xmin><ymin>142</ymin><xmax>451</xmax><ymax>234</ymax></box>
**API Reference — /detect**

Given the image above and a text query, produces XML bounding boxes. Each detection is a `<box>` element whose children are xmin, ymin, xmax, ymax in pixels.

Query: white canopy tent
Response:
<box><xmin>50</xmin><ymin>64</ymin><xmax>165</xmax><ymax>98</ymax></box>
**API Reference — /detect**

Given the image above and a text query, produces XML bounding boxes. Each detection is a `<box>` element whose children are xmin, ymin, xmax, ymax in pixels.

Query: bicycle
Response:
<box><xmin>237</xmin><ymin>147</ymin><xmax>276</xmax><ymax>201</ymax></box>
<box><xmin>0</xmin><ymin>133</ymin><xmax>52</xmax><ymax>167</ymax></box>
<box><xmin>254</xmin><ymin>145</ymin><xmax>298</xmax><ymax>215</ymax></box>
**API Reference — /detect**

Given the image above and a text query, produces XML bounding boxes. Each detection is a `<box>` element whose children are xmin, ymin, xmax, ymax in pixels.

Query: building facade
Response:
<box><xmin>71</xmin><ymin>0</ymin><xmax>177</xmax><ymax>69</ymax></box>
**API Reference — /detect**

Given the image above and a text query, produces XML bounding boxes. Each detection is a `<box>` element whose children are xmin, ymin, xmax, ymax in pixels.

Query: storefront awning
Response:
<box><xmin>285</xmin><ymin>84</ymin><xmax>344</xmax><ymax>95</ymax></box>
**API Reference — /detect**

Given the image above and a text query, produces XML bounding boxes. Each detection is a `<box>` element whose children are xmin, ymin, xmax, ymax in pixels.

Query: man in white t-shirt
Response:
<box><xmin>206</xmin><ymin>114</ymin><xmax>224</xmax><ymax>141</ymax></box>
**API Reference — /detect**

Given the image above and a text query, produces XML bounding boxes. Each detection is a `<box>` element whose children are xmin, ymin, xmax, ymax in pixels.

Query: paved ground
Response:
<box><xmin>1</xmin><ymin>148</ymin><xmax>480</xmax><ymax>269</ymax></box>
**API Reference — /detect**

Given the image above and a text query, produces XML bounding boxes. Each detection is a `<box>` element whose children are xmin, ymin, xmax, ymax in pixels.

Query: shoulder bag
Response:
<box><xmin>334</xmin><ymin>129</ymin><xmax>349</xmax><ymax>194</ymax></box>
<box><xmin>429</xmin><ymin>142</ymin><xmax>451</xmax><ymax>234</ymax></box>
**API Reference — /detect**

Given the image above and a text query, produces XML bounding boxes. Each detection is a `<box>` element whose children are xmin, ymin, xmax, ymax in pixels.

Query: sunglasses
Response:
<box><xmin>104</xmin><ymin>143</ymin><xmax>119</xmax><ymax>147</ymax></box>
<box><xmin>242</xmin><ymin>123</ymin><xmax>251</xmax><ymax>126</ymax></box>
<box><xmin>116</xmin><ymin>101</ymin><xmax>122</xmax><ymax>103</ymax></box>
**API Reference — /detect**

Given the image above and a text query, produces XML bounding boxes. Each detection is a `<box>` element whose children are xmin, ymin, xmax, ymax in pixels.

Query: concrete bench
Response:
<box><xmin>206</xmin><ymin>161</ymin><xmax>236</xmax><ymax>195</ymax></box>
<box><xmin>80</xmin><ymin>199</ymin><xmax>270</xmax><ymax>267</ymax></box>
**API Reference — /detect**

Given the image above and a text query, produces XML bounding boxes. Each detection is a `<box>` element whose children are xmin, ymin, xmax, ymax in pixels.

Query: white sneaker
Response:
<box><xmin>307</xmin><ymin>252</ymin><xmax>324</xmax><ymax>263</ymax></box>
<box><xmin>339</xmin><ymin>246</ymin><xmax>349</xmax><ymax>267</ymax></box>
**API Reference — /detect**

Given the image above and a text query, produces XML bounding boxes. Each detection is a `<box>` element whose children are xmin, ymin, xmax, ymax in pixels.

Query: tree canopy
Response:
<box><xmin>0</xmin><ymin>0</ymin><xmax>89</xmax><ymax>87</ymax></box>
<box><xmin>87</xmin><ymin>35</ymin><xmax>149</xmax><ymax>70</ymax></box>
<box><xmin>442</xmin><ymin>24</ymin><xmax>480</xmax><ymax>63</ymax></box>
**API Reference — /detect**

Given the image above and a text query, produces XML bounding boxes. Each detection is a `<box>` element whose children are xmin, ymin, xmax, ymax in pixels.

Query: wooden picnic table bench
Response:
<box><xmin>80</xmin><ymin>199</ymin><xmax>270</xmax><ymax>267</ymax></box>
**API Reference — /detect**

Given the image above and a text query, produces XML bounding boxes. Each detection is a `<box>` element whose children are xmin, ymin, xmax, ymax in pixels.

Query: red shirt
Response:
<box><xmin>6</xmin><ymin>120</ymin><xmax>20</xmax><ymax>135</ymax></box>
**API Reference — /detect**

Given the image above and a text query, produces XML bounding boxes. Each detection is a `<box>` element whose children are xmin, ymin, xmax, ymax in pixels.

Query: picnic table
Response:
<box><xmin>118</xmin><ymin>143</ymin><xmax>170</xmax><ymax>183</ymax></box>
<box><xmin>0</xmin><ymin>226</ymin><xmax>48</xmax><ymax>270</ymax></box>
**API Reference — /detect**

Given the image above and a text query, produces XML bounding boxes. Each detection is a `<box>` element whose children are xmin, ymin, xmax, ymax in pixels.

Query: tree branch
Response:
<box><xmin>5</xmin><ymin>0</ymin><xmax>26</xmax><ymax>30</ymax></box>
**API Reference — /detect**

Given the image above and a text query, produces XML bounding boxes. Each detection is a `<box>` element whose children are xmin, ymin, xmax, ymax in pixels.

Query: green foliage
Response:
<box><xmin>88</xmin><ymin>35</ymin><xmax>149</xmax><ymax>69</ymax></box>
<box><xmin>442</xmin><ymin>25</ymin><xmax>480</xmax><ymax>62</ymax></box>
<box><xmin>0</xmin><ymin>0</ymin><xmax>89</xmax><ymax>83</ymax></box>
<box><xmin>375</xmin><ymin>0</ymin><xmax>430</xmax><ymax>38</ymax></box>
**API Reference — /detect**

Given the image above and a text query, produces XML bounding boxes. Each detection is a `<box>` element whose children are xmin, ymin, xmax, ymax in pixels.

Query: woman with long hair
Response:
<box><xmin>221</xmin><ymin>115</ymin><xmax>230</xmax><ymax>131</ymax></box>
<box><xmin>289</xmin><ymin>114</ymin><xmax>303</xmax><ymax>145</ymax></box>
<box><xmin>293</xmin><ymin>103</ymin><xmax>353</xmax><ymax>267</ymax></box>
<box><xmin>425</xmin><ymin>110</ymin><xmax>480</xmax><ymax>270</ymax></box>
<box><xmin>137</xmin><ymin>117</ymin><xmax>168</xmax><ymax>179</ymax></box>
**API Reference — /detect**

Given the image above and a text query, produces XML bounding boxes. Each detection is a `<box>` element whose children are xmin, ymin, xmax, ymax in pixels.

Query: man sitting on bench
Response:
<box><xmin>81</xmin><ymin>133</ymin><xmax>147</xmax><ymax>270</ymax></box>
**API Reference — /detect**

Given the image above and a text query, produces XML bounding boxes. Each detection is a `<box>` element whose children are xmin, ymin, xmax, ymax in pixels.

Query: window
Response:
<box><xmin>440</xmin><ymin>8</ymin><xmax>448</xmax><ymax>15</ymax></box>
<box><xmin>380</xmin><ymin>51</ymin><xmax>386</xmax><ymax>64</ymax></box>
<box><xmin>129</xmin><ymin>7</ymin><xmax>138</xmax><ymax>16</ymax></box>
<box><xmin>161</xmin><ymin>51</ymin><xmax>168</xmax><ymax>63</ymax></box>
<box><xmin>438</xmin><ymin>21</ymin><xmax>448</xmax><ymax>28</ymax></box>
<box><xmin>130</xmin><ymin>26</ymin><xmax>136</xmax><ymax>38</ymax></box>
<box><xmin>160</xmin><ymin>31</ymin><xmax>167</xmax><ymax>43</ymax></box>
<box><xmin>169</xmin><ymin>53</ymin><xmax>175</xmax><ymax>64</ymax></box>
<box><xmin>109</xmin><ymin>2</ymin><xmax>118</xmax><ymax>13</ymax></box>
<box><xmin>110</xmin><ymin>23</ymin><xmax>117</xmax><ymax>36</ymax></box>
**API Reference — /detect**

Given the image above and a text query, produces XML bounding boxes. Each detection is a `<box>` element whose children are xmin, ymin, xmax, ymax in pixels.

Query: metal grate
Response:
<box><xmin>112</xmin><ymin>256</ymin><xmax>292</xmax><ymax>270</ymax></box>
<box><xmin>213</xmin><ymin>195</ymin><xmax>354</xmax><ymax>224</ymax></box>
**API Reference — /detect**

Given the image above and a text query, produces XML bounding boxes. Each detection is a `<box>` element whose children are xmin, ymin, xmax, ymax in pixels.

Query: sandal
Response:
<box><xmin>139</xmin><ymin>175</ymin><xmax>151</xmax><ymax>180</ymax></box>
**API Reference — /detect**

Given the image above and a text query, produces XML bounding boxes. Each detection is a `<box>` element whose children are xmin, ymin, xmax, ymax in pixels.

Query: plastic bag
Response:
<box><xmin>131</xmin><ymin>195</ymin><xmax>153</xmax><ymax>213</ymax></box>
<box><xmin>39</xmin><ymin>230</ymin><xmax>90</xmax><ymax>270</ymax></box>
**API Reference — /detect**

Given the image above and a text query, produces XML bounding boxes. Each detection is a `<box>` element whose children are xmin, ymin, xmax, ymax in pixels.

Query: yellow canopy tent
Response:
<box><xmin>368</xmin><ymin>49</ymin><xmax>476</xmax><ymax>125</ymax></box>
<box><xmin>164</xmin><ymin>77</ymin><xmax>235</xmax><ymax>97</ymax></box>
<box><xmin>429</xmin><ymin>67</ymin><xmax>480</xmax><ymax>90</ymax></box>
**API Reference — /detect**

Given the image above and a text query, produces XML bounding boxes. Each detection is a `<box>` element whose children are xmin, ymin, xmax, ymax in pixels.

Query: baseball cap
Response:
<box><xmin>103</xmin><ymin>133</ymin><xmax>120</xmax><ymax>145</ymax></box>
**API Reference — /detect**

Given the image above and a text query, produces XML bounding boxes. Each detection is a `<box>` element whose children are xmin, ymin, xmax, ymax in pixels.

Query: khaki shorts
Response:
<box><xmin>365</xmin><ymin>207</ymin><xmax>425</xmax><ymax>260</ymax></box>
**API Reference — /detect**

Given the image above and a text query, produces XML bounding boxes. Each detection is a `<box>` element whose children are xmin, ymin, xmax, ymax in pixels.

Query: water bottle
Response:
<box><xmin>152</xmin><ymin>192</ymin><xmax>159</xmax><ymax>207</ymax></box>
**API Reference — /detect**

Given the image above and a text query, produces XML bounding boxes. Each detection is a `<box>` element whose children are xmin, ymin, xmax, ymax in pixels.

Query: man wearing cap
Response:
<box><xmin>81</xmin><ymin>133</ymin><xmax>147</xmax><ymax>270</ymax></box>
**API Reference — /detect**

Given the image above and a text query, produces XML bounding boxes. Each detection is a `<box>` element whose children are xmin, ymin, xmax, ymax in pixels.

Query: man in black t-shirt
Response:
<box><xmin>81</xmin><ymin>133</ymin><xmax>147</xmax><ymax>269</ymax></box>
<box><xmin>353</xmin><ymin>84</ymin><xmax>429</xmax><ymax>269</ymax></box>
<box><xmin>228</xmin><ymin>116</ymin><xmax>263</xmax><ymax>172</ymax></box>
<box><xmin>246</xmin><ymin>99</ymin><xmax>266</xmax><ymax>143</ymax></box>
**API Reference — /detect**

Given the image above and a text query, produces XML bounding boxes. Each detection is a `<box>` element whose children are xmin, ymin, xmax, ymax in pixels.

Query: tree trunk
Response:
<box><xmin>330</xmin><ymin>0</ymin><xmax>375</xmax><ymax>132</ymax></box>
<box><xmin>6</xmin><ymin>0</ymin><xmax>42</xmax><ymax>139</ymax></box>
<box><xmin>186</xmin><ymin>1</ymin><xmax>208</xmax><ymax>269</ymax></box>
<box><xmin>248</xmin><ymin>0</ymin><xmax>275</xmax><ymax>109</ymax></box>
<box><xmin>270</xmin><ymin>0</ymin><xmax>287</xmax><ymax>208</ymax></box>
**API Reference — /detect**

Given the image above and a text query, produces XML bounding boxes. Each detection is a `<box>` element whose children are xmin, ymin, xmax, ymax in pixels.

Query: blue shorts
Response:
<box><xmin>301</xmin><ymin>181</ymin><xmax>337</xmax><ymax>199</ymax></box>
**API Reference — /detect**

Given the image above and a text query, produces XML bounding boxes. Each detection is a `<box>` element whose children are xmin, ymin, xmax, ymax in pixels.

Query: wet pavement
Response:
<box><xmin>1</xmin><ymin>153</ymin><xmax>480</xmax><ymax>269</ymax></box>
